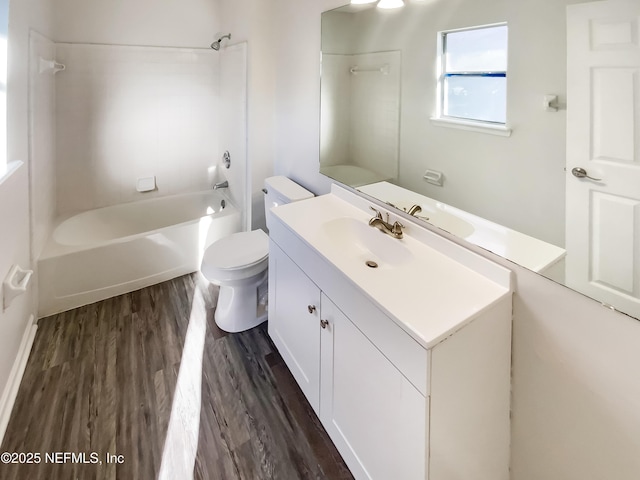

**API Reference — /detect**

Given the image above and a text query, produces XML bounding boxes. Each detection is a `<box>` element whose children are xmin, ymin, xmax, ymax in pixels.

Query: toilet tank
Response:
<box><xmin>264</xmin><ymin>176</ymin><xmax>314</xmax><ymax>230</ymax></box>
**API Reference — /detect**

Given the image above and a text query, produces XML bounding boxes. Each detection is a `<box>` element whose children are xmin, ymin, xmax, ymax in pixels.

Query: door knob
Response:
<box><xmin>571</xmin><ymin>167</ymin><xmax>602</xmax><ymax>181</ymax></box>
<box><xmin>307</xmin><ymin>305</ymin><xmax>316</xmax><ymax>314</ymax></box>
<box><xmin>320</xmin><ymin>319</ymin><xmax>329</xmax><ymax>329</ymax></box>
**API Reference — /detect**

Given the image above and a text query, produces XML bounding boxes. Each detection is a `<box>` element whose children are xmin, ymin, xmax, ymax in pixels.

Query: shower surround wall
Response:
<box><xmin>218</xmin><ymin>42</ymin><xmax>249</xmax><ymax>230</ymax></box>
<box><xmin>29</xmin><ymin>31</ymin><xmax>57</xmax><ymax>260</ymax></box>
<box><xmin>54</xmin><ymin>43</ymin><xmax>220</xmax><ymax>214</ymax></box>
<box><xmin>320</xmin><ymin>51</ymin><xmax>400</xmax><ymax>180</ymax></box>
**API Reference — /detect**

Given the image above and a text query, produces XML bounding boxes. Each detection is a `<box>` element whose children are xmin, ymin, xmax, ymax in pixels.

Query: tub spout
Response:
<box><xmin>213</xmin><ymin>181</ymin><xmax>228</xmax><ymax>190</ymax></box>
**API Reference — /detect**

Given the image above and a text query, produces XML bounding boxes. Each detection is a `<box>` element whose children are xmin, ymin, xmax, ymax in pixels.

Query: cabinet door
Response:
<box><xmin>320</xmin><ymin>293</ymin><xmax>427</xmax><ymax>480</ymax></box>
<box><xmin>268</xmin><ymin>241</ymin><xmax>321</xmax><ymax>414</ymax></box>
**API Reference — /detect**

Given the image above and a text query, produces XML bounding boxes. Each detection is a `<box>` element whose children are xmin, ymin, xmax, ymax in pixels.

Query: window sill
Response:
<box><xmin>0</xmin><ymin>161</ymin><xmax>24</xmax><ymax>187</ymax></box>
<box><xmin>430</xmin><ymin>117</ymin><xmax>512</xmax><ymax>137</ymax></box>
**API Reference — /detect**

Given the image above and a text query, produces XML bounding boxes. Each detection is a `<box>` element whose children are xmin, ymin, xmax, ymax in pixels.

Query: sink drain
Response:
<box><xmin>365</xmin><ymin>260</ymin><xmax>378</xmax><ymax>268</ymax></box>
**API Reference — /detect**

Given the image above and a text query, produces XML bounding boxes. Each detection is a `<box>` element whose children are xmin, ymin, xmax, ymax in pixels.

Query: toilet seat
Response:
<box><xmin>201</xmin><ymin>229</ymin><xmax>269</xmax><ymax>283</ymax></box>
<box><xmin>199</xmin><ymin>176</ymin><xmax>314</xmax><ymax>333</ymax></box>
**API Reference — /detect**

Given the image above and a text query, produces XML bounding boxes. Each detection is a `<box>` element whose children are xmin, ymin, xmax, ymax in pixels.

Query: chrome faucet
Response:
<box><xmin>369</xmin><ymin>206</ymin><xmax>404</xmax><ymax>239</ymax></box>
<box><xmin>406</xmin><ymin>204</ymin><xmax>422</xmax><ymax>216</ymax></box>
<box><xmin>213</xmin><ymin>180</ymin><xmax>228</xmax><ymax>190</ymax></box>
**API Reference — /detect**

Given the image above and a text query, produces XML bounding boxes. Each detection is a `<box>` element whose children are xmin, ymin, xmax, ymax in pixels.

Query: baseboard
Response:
<box><xmin>0</xmin><ymin>315</ymin><xmax>37</xmax><ymax>444</ymax></box>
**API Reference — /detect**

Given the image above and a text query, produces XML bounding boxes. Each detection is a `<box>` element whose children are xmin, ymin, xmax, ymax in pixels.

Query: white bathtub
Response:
<box><xmin>38</xmin><ymin>190</ymin><xmax>241</xmax><ymax>317</ymax></box>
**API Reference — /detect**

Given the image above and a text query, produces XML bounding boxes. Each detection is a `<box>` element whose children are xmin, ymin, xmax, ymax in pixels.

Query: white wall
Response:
<box><xmin>272</xmin><ymin>0</ymin><xmax>640</xmax><ymax>479</ymax></box>
<box><xmin>218</xmin><ymin>0</ymin><xmax>276</xmax><ymax>230</ymax></box>
<box><xmin>0</xmin><ymin>165</ymin><xmax>33</xmax><ymax>439</ymax></box>
<box><xmin>273</xmin><ymin>0</ymin><xmax>334</xmax><ymax>195</ymax></box>
<box><xmin>510</xmin><ymin>263</ymin><xmax>640</xmax><ymax>480</ymax></box>
<box><xmin>53</xmin><ymin>0</ymin><xmax>220</xmax><ymax>48</ymax></box>
<box><xmin>0</xmin><ymin>0</ymin><xmax>54</xmax><ymax>439</ymax></box>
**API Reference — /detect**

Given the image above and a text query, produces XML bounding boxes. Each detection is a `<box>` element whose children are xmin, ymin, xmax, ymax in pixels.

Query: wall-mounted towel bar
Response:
<box><xmin>3</xmin><ymin>265</ymin><xmax>33</xmax><ymax>311</ymax></box>
<box><xmin>349</xmin><ymin>64</ymin><xmax>390</xmax><ymax>75</ymax></box>
<box><xmin>39</xmin><ymin>57</ymin><xmax>66</xmax><ymax>74</ymax></box>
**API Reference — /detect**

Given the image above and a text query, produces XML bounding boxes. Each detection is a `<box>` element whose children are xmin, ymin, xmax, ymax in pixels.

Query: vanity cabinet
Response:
<box><xmin>319</xmin><ymin>293</ymin><xmax>426</xmax><ymax>480</ymax></box>
<box><xmin>267</xmin><ymin>186</ymin><xmax>513</xmax><ymax>480</ymax></box>
<box><xmin>269</xmin><ymin>242</ymin><xmax>426</xmax><ymax>479</ymax></box>
<box><xmin>268</xmin><ymin>242</ymin><xmax>321</xmax><ymax>413</ymax></box>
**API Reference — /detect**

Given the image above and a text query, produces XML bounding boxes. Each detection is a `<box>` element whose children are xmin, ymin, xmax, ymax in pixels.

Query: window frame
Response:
<box><xmin>432</xmin><ymin>22</ymin><xmax>511</xmax><ymax>137</ymax></box>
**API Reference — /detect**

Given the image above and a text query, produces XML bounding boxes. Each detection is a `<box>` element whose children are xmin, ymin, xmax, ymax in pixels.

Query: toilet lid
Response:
<box><xmin>203</xmin><ymin>230</ymin><xmax>269</xmax><ymax>270</ymax></box>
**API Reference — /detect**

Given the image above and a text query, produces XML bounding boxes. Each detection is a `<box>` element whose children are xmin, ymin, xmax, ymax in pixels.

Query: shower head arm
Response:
<box><xmin>210</xmin><ymin>33</ymin><xmax>232</xmax><ymax>50</ymax></box>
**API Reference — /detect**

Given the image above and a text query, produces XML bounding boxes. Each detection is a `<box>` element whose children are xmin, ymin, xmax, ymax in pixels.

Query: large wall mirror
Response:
<box><xmin>320</xmin><ymin>0</ymin><xmax>640</xmax><ymax>321</ymax></box>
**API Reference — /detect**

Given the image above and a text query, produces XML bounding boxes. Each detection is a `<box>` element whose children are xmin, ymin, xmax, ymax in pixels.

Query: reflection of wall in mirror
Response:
<box><xmin>321</xmin><ymin>0</ymin><xmax>598</xmax><ymax>249</ymax></box>
<box><xmin>320</xmin><ymin>50</ymin><xmax>400</xmax><ymax>185</ymax></box>
<box><xmin>320</xmin><ymin>54</ymin><xmax>351</xmax><ymax>167</ymax></box>
<box><xmin>349</xmin><ymin>51</ymin><xmax>400</xmax><ymax>180</ymax></box>
<box><xmin>320</xmin><ymin>46</ymin><xmax>401</xmax><ymax>185</ymax></box>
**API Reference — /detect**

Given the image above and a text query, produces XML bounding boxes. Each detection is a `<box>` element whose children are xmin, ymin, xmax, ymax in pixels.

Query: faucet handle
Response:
<box><xmin>369</xmin><ymin>206</ymin><xmax>383</xmax><ymax>220</ymax></box>
<box><xmin>407</xmin><ymin>204</ymin><xmax>422</xmax><ymax>216</ymax></box>
<box><xmin>391</xmin><ymin>221</ymin><xmax>404</xmax><ymax>238</ymax></box>
<box><xmin>369</xmin><ymin>206</ymin><xmax>390</xmax><ymax>222</ymax></box>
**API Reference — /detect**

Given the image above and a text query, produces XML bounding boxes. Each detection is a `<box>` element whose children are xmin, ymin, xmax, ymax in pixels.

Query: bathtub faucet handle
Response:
<box><xmin>213</xmin><ymin>181</ymin><xmax>229</xmax><ymax>190</ymax></box>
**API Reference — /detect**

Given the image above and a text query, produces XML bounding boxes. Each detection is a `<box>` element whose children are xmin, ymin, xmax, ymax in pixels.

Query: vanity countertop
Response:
<box><xmin>271</xmin><ymin>188</ymin><xmax>512</xmax><ymax>349</ymax></box>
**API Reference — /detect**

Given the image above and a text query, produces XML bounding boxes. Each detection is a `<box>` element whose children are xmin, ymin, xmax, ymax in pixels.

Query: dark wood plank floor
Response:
<box><xmin>0</xmin><ymin>273</ymin><xmax>353</xmax><ymax>480</ymax></box>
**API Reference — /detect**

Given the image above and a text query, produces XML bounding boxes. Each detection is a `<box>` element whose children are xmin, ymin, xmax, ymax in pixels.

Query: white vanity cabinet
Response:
<box><xmin>268</xmin><ymin>242</ymin><xmax>321</xmax><ymax>414</ymax></box>
<box><xmin>319</xmin><ymin>293</ymin><xmax>427</xmax><ymax>480</ymax></box>
<box><xmin>269</xmin><ymin>241</ymin><xmax>427</xmax><ymax>479</ymax></box>
<box><xmin>267</xmin><ymin>186</ymin><xmax>513</xmax><ymax>480</ymax></box>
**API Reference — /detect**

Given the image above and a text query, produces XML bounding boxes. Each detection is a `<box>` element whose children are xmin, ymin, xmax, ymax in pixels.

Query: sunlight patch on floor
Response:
<box><xmin>158</xmin><ymin>286</ymin><xmax>207</xmax><ymax>479</ymax></box>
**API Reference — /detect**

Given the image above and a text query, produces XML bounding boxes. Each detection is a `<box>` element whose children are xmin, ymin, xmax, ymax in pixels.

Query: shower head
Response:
<box><xmin>210</xmin><ymin>33</ymin><xmax>231</xmax><ymax>51</ymax></box>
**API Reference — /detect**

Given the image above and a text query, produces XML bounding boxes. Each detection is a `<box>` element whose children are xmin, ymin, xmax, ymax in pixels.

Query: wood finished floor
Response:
<box><xmin>0</xmin><ymin>273</ymin><xmax>353</xmax><ymax>480</ymax></box>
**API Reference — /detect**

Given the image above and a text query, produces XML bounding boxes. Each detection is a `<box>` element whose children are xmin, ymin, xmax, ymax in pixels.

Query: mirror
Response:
<box><xmin>320</xmin><ymin>0</ymin><xmax>640</xmax><ymax>320</ymax></box>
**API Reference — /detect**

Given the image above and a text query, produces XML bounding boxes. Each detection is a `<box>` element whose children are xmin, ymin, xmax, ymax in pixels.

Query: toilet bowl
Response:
<box><xmin>200</xmin><ymin>176</ymin><xmax>314</xmax><ymax>333</ymax></box>
<box><xmin>201</xmin><ymin>229</ymin><xmax>269</xmax><ymax>332</ymax></box>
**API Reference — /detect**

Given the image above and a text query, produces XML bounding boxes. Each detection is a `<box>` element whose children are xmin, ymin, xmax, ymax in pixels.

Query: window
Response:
<box><xmin>436</xmin><ymin>23</ymin><xmax>508</xmax><ymax>129</ymax></box>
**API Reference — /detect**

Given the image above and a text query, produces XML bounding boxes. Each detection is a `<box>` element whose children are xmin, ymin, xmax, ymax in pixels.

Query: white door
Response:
<box><xmin>268</xmin><ymin>242</ymin><xmax>321</xmax><ymax>414</ymax></box>
<box><xmin>566</xmin><ymin>0</ymin><xmax>640</xmax><ymax>317</ymax></box>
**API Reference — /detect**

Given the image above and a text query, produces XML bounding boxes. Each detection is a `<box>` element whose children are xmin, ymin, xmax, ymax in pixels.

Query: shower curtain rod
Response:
<box><xmin>349</xmin><ymin>64</ymin><xmax>390</xmax><ymax>75</ymax></box>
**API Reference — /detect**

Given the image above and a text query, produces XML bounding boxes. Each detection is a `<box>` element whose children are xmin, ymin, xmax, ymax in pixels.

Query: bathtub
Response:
<box><xmin>38</xmin><ymin>190</ymin><xmax>241</xmax><ymax>317</ymax></box>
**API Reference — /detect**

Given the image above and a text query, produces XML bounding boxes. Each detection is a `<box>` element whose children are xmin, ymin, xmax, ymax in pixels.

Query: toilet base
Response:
<box><xmin>214</xmin><ymin>270</ymin><xmax>268</xmax><ymax>333</ymax></box>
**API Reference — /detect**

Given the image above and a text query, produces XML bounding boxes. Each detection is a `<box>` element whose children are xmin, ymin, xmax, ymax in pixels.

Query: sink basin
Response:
<box><xmin>320</xmin><ymin>216</ymin><xmax>414</xmax><ymax>267</ymax></box>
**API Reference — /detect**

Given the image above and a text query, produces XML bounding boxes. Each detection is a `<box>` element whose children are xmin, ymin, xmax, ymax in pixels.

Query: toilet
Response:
<box><xmin>201</xmin><ymin>176</ymin><xmax>314</xmax><ymax>332</ymax></box>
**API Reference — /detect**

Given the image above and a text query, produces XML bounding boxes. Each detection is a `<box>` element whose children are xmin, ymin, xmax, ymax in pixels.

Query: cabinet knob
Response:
<box><xmin>320</xmin><ymin>319</ymin><xmax>329</xmax><ymax>329</ymax></box>
<box><xmin>307</xmin><ymin>305</ymin><xmax>316</xmax><ymax>314</ymax></box>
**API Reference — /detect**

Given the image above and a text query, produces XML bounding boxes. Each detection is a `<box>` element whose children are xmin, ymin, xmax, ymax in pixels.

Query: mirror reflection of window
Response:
<box><xmin>439</xmin><ymin>24</ymin><xmax>508</xmax><ymax>124</ymax></box>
